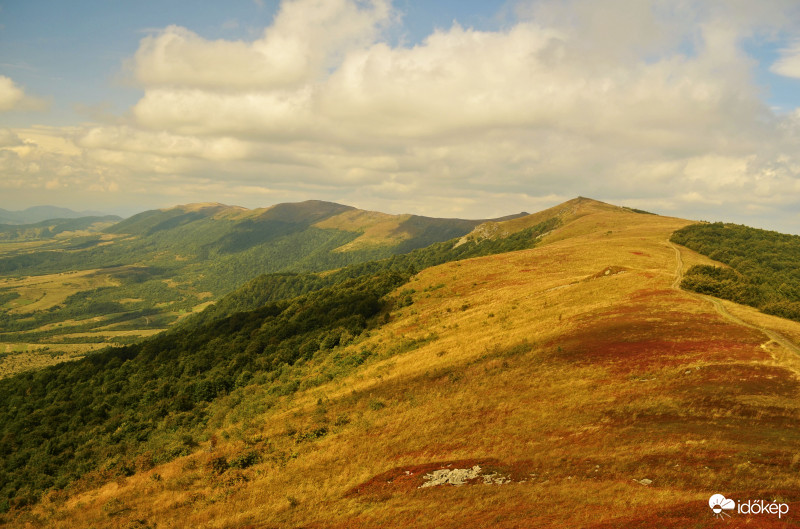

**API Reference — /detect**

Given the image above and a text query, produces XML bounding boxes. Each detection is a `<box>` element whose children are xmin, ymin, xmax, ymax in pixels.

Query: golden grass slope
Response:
<box><xmin>13</xmin><ymin>203</ymin><xmax>800</xmax><ymax>529</ymax></box>
<box><xmin>459</xmin><ymin>196</ymin><xmax>631</xmax><ymax>244</ymax></box>
<box><xmin>1</xmin><ymin>269</ymin><xmax>119</xmax><ymax>315</ymax></box>
<box><xmin>313</xmin><ymin>209</ymin><xmax>414</xmax><ymax>251</ymax></box>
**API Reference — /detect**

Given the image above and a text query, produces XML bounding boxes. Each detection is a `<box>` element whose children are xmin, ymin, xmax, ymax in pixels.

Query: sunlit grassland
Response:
<box><xmin>0</xmin><ymin>231</ymin><xmax>121</xmax><ymax>257</ymax></box>
<box><xmin>13</xmin><ymin>206</ymin><xmax>800</xmax><ymax>528</ymax></box>
<box><xmin>0</xmin><ymin>345</ymin><xmax>98</xmax><ymax>379</ymax></box>
<box><xmin>313</xmin><ymin>209</ymin><xmax>414</xmax><ymax>251</ymax></box>
<box><xmin>1</xmin><ymin>269</ymin><xmax>120</xmax><ymax>315</ymax></box>
<box><xmin>724</xmin><ymin>302</ymin><xmax>800</xmax><ymax>360</ymax></box>
<box><xmin>0</xmin><ymin>262</ymin><xmax>214</xmax><ymax>377</ymax></box>
<box><xmin>0</xmin><ymin>269</ymin><xmax>124</xmax><ymax>377</ymax></box>
<box><xmin>0</xmin><ymin>240</ymin><xmax>57</xmax><ymax>255</ymax></box>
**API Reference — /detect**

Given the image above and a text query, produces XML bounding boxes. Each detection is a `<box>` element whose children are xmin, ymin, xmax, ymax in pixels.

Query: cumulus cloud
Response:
<box><xmin>7</xmin><ymin>0</ymin><xmax>800</xmax><ymax>232</ymax></box>
<box><xmin>133</xmin><ymin>0</ymin><xmax>391</xmax><ymax>90</ymax></box>
<box><xmin>771</xmin><ymin>40</ymin><xmax>800</xmax><ymax>78</ymax></box>
<box><xmin>0</xmin><ymin>77</ymin><xmax>25</xmax><ymax>111</ymax></box>
<box><xmin>0</xmin><ymin>76</ymin><xmax>47</xmax><ymax>112</ymax></box>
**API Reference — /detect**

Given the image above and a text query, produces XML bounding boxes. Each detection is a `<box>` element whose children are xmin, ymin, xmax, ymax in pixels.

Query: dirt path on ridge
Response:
<box><xmin>668</xmin><ymin>240</ymin><xmax>800</xmax><ymax>357</ymax></box>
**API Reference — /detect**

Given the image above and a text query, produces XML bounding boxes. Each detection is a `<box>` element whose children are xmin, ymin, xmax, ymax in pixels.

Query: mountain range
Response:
<box><xmin>0</xmin><ymin>200</ymin><xmax>528</xmax><ymax>373</ymax></box>
<box><xmin>1</xmin><ymin>197</ymin><xmax>799</xmax><ymax>528</ymax></box>
<box><xmin>0</xmin><ymin>206</ymin><xmax>111</xmax><ymax>225</ymax></box>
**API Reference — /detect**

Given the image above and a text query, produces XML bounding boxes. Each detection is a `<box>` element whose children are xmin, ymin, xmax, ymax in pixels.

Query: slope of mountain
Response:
<box><xmin>459</xmin><ymin>196</ymin><xmax>632</xmax><ymax>243</ymax></box>
<box><xmin>0</xmin><ymin>206</ymin><xmax>109</xmax><ymax>225</ymax></box>
<box><xmin>4</xmin><ymin>198</ymin><xmax>800</xmax><ymax>528</ymax></box>
<box><xmin>0</xmin><ymin>211</ymin><xmax>559</xmax><ymax>505</ymax></box>
<box><xmin>0</xmin><ymin>201</ymin><xmax>525</xmax><ymax>378</ymax></box>
<box><xmin>0</xmin><ymin>216</ymin><xmax>121</xmax><ymax>241</ymax></box>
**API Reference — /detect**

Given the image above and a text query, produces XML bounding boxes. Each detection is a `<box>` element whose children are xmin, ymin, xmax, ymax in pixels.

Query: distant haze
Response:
<box><xmin>0</xmin><ymin>206</ymin><xmax>112</xmax><ymax>225</ymax></box>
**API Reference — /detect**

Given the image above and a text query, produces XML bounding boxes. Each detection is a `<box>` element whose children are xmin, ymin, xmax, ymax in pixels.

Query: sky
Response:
<box><xmin>1</xmin><ymin>0</ymin><xmax>800</xmax><ymax>233</ymax></box>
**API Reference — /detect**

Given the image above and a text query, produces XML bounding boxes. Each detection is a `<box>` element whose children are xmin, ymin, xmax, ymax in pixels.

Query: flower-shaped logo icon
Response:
<box><xmin>709</xmin><ymin>494</ymin><xmax>736</xmax><ymax>519</ymax></box>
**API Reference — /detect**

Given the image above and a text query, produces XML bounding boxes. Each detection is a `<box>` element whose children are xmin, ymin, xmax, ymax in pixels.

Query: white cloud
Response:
<box><xmin>0</xmin><ymin>76</ymin><xmax>47</xmax><ymax>112</ymax></box>
<box><xmin>5</xmin><ymin>0</ymin><xmax>800</xmax><ymax>233</ymax></box>
<box><xmin>771</xmin><ymin>40</ymin><xmax>800</xmax><ymax>78</ymax></box>
<box><xmin>133</xmin><ymin>0</ymin><xmax>391</xmax><ymax>90</ymax></box>
<box><xmin>0</xmin><ymin>76</ymin><xmax>25</xmax><ymax>111</ymax></box>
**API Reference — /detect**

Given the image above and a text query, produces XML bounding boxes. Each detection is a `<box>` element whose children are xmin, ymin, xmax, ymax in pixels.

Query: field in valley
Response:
<box><xmin>0</xmin><ymin>247</ymin><xmax>210</xmax><ymax>378</ymax></box>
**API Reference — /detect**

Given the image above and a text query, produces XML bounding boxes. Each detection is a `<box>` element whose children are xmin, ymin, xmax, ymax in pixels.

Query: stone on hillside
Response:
<box><xmin>419</xmin><ymin>465</ymin><xmax>482</xmax><ymax>488</ymax></box>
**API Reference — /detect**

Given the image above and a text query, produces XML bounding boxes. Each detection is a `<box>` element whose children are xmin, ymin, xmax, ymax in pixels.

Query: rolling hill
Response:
<box><xmin>0</xmin><ymin>206</ymin><xmax>110</xmax><ymax>225</ymax></box>
<box><xmin>0</xmin><ymin>201</ymin><xmax>525</xmax><ymax>377</ymax></box>
<box><xmin>3</xmin><ymin>197</ymin><xmax>799</xmax><ymax>528</ymax></box>
<box><xmin>0</xmin><ymin>216</ymin><xmax>121</xmax><ymax>242</ymax></box>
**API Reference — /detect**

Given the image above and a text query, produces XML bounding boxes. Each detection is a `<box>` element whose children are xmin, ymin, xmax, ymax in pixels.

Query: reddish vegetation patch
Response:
<box><xmin>551</xmin><ymin>308</ymin><xmax>766</xmax><ymax>373</ymax></box>
<box><xmin>346</xmin><ymin>459</ymin><xmax>496</xmax><ymax>496</ymax></box>
<box><xmin>585</xmin><ymin>500</ymin><xmax>708</xmax><ymax>529</ymax></box>
<box><xmin>587</xmin><ymin>493</ymin><xmax>800</xmax><ymax>529</ymax></box>
<box><xmin>679</xmin><ymin>364</ymin><xmax>800</xmax><ymax>397</ymax></box>
<box><xmin>630</xmin><ymin>251</ymin><xmax>648</xmax><ymax>256</ymax></box>
<box><xmin>346</xmin><ymin>458</ymin><xmax>534</xmax><ymax>497</ymax></box>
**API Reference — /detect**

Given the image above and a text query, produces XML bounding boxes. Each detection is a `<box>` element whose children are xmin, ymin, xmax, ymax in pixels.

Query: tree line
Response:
<box><xmin>671</xmin><ymin>222</ymin><xmax>800</xmax><ymax>322</ymax></box>
<box><xmin>0</xmin><ymin>216</ymin><xmax>558</xmax><ymax>512</ymax></box>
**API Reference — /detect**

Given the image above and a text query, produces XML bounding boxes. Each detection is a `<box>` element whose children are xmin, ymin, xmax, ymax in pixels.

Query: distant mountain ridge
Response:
<box><xmin>0</xmin><ymin>199</ymin><xmax>530</xmax><ymax>364</ymax></box>
<box><xmin>105</xmin><ymin>200</ymin><xmax>529</xmax><ymax>258</ymax></box>
<box><xmin>0</xmin><ymin>206</ymin><xmax>110</xmax><ymax>225</ymax></box>
<box><xmin>0</xmin><ymin>216</ymin><xmax>121</xmax><ymax>241</ymax></box>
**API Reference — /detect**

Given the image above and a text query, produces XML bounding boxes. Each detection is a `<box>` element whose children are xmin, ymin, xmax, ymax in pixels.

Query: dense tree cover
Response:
<box><xmin>0</xmin><ymin>213</ymin><xmax>556</xmax><ymax>510</ymax></box>
<box><xmin>622</xmin><ymin>207</ymin><xmax>655</xmax><ymax>215</ymax></box>
<box><xmin>192</xmin><ymin>218</ymin><xmax>560</xmax><ymax>325</ymax></box>
<box><xmin>0</xmin><ymin>204</ymin><xmax>507</xmax><ymax>343</ymax></box>
<box><xmin>0</xmin><ymin>272</ymin><xmax>406</xmax><ymax>510</ymax></box>
<box><xmin>671</xmin><ymin>222</ymin><xmax>800</xmax><ymax>322</ymax></box>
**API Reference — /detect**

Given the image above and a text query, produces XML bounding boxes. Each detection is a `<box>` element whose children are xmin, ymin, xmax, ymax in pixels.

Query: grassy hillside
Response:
<box><xmin>0</xmin><ymin>211</ymin><xmax>558</xmax><ymax>510</ymax></box>
<box><xmin>0</xmin><ymin>201</ymin><xmax>522</xmax><ymax>377</ymax></box>
<box><xmin>5</xmin><ymin>199</ymin><xmax>800</xmax><ymax>527</ymax></box>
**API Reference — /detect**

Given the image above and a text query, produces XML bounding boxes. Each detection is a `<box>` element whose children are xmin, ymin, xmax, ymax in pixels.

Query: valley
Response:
<box><xmin>2</xmin><ymin>198</ymin><xmax>799</xmax><ymax>528</ymax></box>
<box><xmin>0</xmin><ymin>201</ymin><xmax>523</xmax><ymax>378</ymax></box>
<box><xmin>5</xmin><ymin>2</ymin><xmax>800</xmax><ymax>527</ymax></box>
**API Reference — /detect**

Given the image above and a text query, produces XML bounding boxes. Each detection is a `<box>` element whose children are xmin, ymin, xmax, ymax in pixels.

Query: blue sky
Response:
<box><xmin>1</xmin><ymin>0</ymin><xmax>800</xmax><ymax>233</ymax></box>
<box><xmin>0</xmin><ymin>0</ymin><xmax>510</xmax><ymax>126</ymax></box>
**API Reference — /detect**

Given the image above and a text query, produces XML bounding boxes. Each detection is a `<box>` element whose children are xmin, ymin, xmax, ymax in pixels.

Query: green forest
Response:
<box><xmin>0</xmin><ymin>216</ymin><xmax>557</xmax><ymax>512</ymax></box>
<box><xmin>0</xmin><ymin>203</ymin><xmax>524</xmax><ymax>349</ymax></box>
<box><xmin>671</xmin><ymin>222</ymin><xmax>800</xmax><ymax>322</ymax></box>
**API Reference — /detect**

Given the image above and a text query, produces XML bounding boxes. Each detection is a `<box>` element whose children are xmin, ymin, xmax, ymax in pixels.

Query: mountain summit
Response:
<box><xmin>2</xmin><ymin>198</ymin><xmax>800</xmax><ymax>528</ymax></box>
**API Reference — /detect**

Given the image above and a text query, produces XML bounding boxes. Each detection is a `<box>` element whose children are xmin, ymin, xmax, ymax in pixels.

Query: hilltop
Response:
<box><xmin>107</xmin><ymin>200</ymin><xmax>521</xmax><ymax>256</ymax></box>
<box><xmin>4</xmin><ymin>197</ymin><xmax>800</xmax><ymax>528</ymax></box>
<box><xmin>0</xmin><ymin>200</ymin><xmax>524</xmax><ymax>377</ymax></box>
